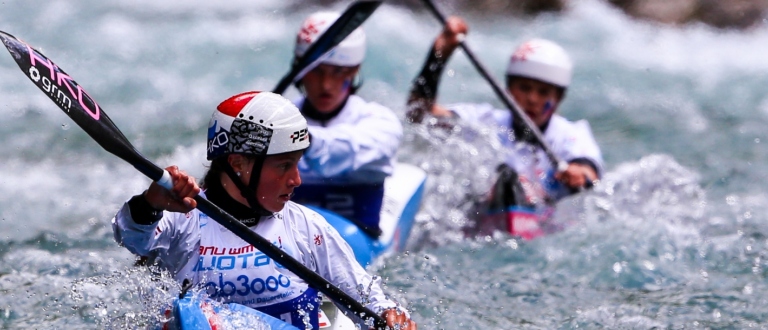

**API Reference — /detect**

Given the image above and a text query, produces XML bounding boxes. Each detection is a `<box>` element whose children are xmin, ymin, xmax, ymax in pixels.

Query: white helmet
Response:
<box><xmin>207</xmin><ymin>91</ymin><xmax>309</xmax><ymax>160</ymax></box>
<box><xmin>506</xmin><ymin>39</ymin><xmax>573</xmax><ymax>88</ymax></box>
<box><xmin>294</xmin><ymin>11</ymin><xmax>366</xmax><ymax>68</ymax></box>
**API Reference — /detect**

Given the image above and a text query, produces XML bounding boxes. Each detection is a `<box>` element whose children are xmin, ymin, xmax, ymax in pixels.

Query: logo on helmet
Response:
<box><xmin>229</xmin><ymin>119</ymin><xmax>273</xmax><ymax>155</ymax></box>
<box><xmin>291</xmin><ymin>128</ymin><xmax>308</xmax><ymax>143</ymax></box>
<box><xmin>298</xmin><ymin>18</ymin><xmax>325</xmax><ymax>44</ymax></box>
<box><xmin>207</xmin><ymin>120</ymin><xmax>230</xmax><ymax>158</ymax></box>
<box><xmin>511</xmin><ymin>42</ymin><xmax>540</xmax><ymax>62</ymax></box>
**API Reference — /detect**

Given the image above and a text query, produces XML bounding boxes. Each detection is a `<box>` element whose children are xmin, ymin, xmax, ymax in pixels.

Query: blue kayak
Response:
<box><xmin>309</xmin><ymin>163</ymin><xmax>426</xmax><ymax>267</ymax></box>
<box><xmin>162</xmin><ymin>293</ymin><xmax>300</xmax><ymax>330</ymax></box>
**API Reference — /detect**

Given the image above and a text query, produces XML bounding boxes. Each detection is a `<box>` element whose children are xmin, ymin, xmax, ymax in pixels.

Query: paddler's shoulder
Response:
<box><xmin>279</xmin><ymin>201</ymin><xmax>328</xmax><ymax>224</ymax></box>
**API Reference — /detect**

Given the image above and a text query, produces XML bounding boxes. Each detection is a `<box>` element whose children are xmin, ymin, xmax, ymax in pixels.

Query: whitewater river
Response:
<box><xmin>2</xmin><ymin>0</ymin><xmax>768</xmax><ymax>328</ymax></box>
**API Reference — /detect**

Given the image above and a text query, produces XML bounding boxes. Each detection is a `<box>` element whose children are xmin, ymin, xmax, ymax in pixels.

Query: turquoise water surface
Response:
<box><xmin>2</xmin><ymin>0</ymin><xmax>768</xmax><ymax>328</ymax></box>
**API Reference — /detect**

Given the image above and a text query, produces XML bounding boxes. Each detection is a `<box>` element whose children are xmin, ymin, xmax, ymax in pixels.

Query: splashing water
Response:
<box><xmin>400</xmin><ymin>117</ymin><xmax>507</xmax><ymax>249</ymax></box>
<box><xmin>69</xmin><ymin>267</ymin><xmax>179</xmax><ymax>329</ymax></box>
<box><xmin>2</xmin><ymin>0</ymin><xmax>768</xmax><ymax>328</ymax></box>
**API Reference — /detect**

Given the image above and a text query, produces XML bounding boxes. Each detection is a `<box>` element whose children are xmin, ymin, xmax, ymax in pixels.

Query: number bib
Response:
<box><xmin>193</xmin><ymin>213</ymin><xmax>319</xmax><ymax>327</ymax></box>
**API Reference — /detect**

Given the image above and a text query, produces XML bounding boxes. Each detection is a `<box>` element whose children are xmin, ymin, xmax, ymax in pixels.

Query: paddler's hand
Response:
<box><xmin>555</xmin><ymin>163</ymin><xmax>598</xmax><ymax>189</ymax></box>
<box><xmin>434</xmin><ymin>16</ymin><xmax>468</xmax><ymax>58</ymax></box>
<box><xmin>144</xmin><ymin>165</ymin><xmax>200</xmax><ymax>213</ymax></box>
<box><xmin>381</xmin><ymin>308</ymin><xmax>417</xmax><ymax>330</ymax></box>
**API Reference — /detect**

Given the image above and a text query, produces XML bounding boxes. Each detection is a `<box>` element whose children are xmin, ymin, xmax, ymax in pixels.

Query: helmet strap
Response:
<box><xmin>222</xmin><ymin>160</ymin><xmax>272</xmax><ymax>217</ymax></box>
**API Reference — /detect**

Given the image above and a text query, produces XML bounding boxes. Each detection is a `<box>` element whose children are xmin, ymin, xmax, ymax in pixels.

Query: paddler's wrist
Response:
<box><xmin>142</xmin><ymin>188</ymin><xmax>168</xmax><ymax>211</ymax></box>
<box><xmin>411</xmin><ymin>45</ymin><xmax>450</xmax><ymax>101</ymax></box>
<box><xmin>127</xmin><ymin>191</ymin><xmax>164</xmax><ymax>225</ymax></box>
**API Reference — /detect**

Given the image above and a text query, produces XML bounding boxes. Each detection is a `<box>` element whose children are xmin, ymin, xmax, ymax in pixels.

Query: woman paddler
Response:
<box><xmin>112</xmin><ymin>91</ymin><xmax>416</xmax><ymax>329</ymax></box>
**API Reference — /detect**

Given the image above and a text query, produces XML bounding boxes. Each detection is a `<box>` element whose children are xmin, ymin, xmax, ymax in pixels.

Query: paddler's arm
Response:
<box><xmin>142</xmin><ymin>165</ymin><xmax>199</xmax><ymax>214</ymax></box>
<box><xmin>406</xmin><ymin>16</ymin><xmax>468</xmax><ymax>123</ymax></box>
<box><xmin>126</xmin><ymin>165</ymin><xmax>198</xmax><ymax>224</ymax></box>
<box><xmin>113</xmin><ymin>165</ymin><xmax>201</xmax><ymax>269</ymax></box>
<box><xmin>127</xmin><ymin>193</ymin><xmax>164</xmax><ymax>225</ymax></box>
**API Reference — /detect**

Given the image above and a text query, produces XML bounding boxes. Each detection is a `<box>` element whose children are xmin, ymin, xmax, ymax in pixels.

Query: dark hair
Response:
<box><xmin>201</xmin><ymin>157</ymin><xmax>226</xmax><ymax>189</ymax></box>
<box><xmin>201</xmin><ymin>155</ymin><xmax>258</xmax><ymax>189</ymax></box>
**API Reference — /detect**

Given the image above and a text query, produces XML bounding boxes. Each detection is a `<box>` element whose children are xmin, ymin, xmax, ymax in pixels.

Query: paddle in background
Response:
<box><xmin>419</xmin><ymin>0</ymin><xmax>570</xmax><ymax>175</ymax></box>
<box><xmin>272</xmin><ymin>0</ymin><xmax>381</xmax><ymax>94</ymax></box>
<box><xmin>0</xmin><ymin>30</ymin><xmax>392</xmax><ymax>330</ymax></box>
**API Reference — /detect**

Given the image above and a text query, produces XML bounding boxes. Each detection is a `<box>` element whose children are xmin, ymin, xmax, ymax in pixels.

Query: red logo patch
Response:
<box><xmin>298</xmin><ymin>19</ymin><xmax>325</xmax><ymax>43</ymax></box>
<box><xmin>511</xmin><ymin>42</ymin><xmax>540</xmax><ymax>62</ymax></box>
<box><xmin>314</xmin><ymin>234</ymin><xmax>323</xmax><ymax>246</ymax></box>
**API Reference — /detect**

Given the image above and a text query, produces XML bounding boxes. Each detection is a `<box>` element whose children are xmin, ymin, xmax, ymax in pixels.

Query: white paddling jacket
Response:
<box><xmin>112</xmin><ymin>194</ymin><xmax>399</xmax><ymax>325</ymax></box>
<box><xmin>450</xmin><ymin>103</ymin><xmax>604</xmax><ymax>202</ymax></box>
<box><xmin>292</xmin><ymin>94</ymin><xmax>403</xmax><ymax>229</ymax></box>
<box><xmin>295</xmin><ymin>94</ymin><xmax>402</xmax><ymax>184</ymax></box>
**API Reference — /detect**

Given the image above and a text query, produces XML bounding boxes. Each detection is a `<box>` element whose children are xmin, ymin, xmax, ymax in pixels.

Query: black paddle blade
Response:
<box><xmin>272</xmin><ymin>0</ymin><xmax>382</xmax><ymax>94</ymax></box>
<box><xmin>0</xmin><ymin>30</ymin><xmax>163</xmax><ymax>181</ymax></box>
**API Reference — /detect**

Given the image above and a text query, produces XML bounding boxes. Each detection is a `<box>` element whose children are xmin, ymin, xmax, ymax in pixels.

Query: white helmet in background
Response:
<box><xmin>207</xmin><ymin>91</ymin><xmax>309</xmax><ymax>160</ymax></box>
<box><xmin>506</xmin><ymin>38</ymin><xmax>573</xmax><ymax>88</ymax></box>
<box><xmin>294</xmin><ymin>11</ymin><xmax>366</xmax><ymax>68</ymax></box>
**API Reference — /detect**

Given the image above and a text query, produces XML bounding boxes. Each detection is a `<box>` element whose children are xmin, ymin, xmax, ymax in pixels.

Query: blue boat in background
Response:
<box><xmin>310</xmin><ymin>163</ymin><xmax>426</xmax><ymax>267</ymax></box>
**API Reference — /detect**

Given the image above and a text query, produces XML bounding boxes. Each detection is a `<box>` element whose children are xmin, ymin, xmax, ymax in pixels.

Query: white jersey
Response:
<box><xmin>295</xmin><ymin>94</ymin><xmax>402</xmax><ymax>184</ymax></box>
<box><xmin>111</xmin><ymin>193</ymin><xmax>398</xmax><ymax>314</ymax></box>
<box><xmin>450</xmin><ymin>103</ymin><xmax>604</xmax><ymax>202</ymax></box>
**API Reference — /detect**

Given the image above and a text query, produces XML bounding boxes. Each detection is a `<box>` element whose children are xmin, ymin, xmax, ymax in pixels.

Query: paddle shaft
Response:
<box><xmin>420</xmin><ymin>0</ymin><xmax>568</xmax><ymax>172</ymax></box>
<box><xmin>0</xmin><ymin>30</ymin><xmax>390</xmax><ymax>330</ymax></box>
<box><xmin>272</xmin><ymin>0</ymin><xmax>381</xmax><ymax>94</ymax></box>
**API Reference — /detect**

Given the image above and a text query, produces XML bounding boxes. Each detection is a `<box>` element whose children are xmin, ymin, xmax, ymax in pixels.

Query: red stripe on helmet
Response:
<box><xmin>216</xmin><ymin>91</ymin><xmax>261</xmax><ymax>117</ymax></box>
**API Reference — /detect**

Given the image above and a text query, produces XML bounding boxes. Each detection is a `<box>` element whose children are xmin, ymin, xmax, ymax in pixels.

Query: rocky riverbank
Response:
<box><xmin>307</xmin><ymin>0</ymin><xmax>768</xmax><ymax>30</ymax></box>
<box><xmin>606</xmin><ymin>0</ymin><xmax>768</xmax><ymax>29</ymax></box>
